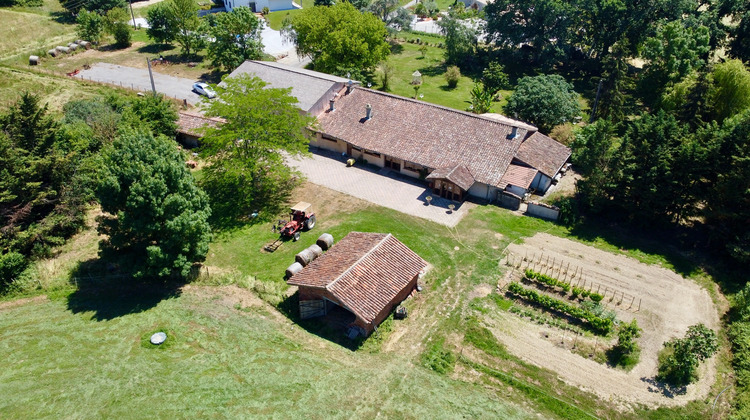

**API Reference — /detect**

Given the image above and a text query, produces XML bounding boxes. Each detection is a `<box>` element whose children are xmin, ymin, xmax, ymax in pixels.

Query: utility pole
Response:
<box><xmin>146</xmin><ymin>58</ymin><xmax>156</xmax><ymax>96</ymax></box>
<box><xmin>129</xmin><ymin>0</ymin><xmax>136</xmax><ymax>30</ymax></box>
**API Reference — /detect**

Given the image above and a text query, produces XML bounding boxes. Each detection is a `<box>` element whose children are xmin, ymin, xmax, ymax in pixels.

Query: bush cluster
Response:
<box><xmin>507</xmin><ymin>282</ymin><xmax>614</xmax><ymax>335</ymax></box>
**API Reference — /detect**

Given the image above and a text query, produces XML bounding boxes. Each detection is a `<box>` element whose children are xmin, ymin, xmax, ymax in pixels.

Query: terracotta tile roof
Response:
<box><xmin>288</xmin><ymin>232</ymin><xmax>426</xmax><ymax>324</ymax></box>
<box><xmin>176</xmin><ymin>111</ymin><xmax>223</xmax><ymax>137</ymax></box>
<box><xmin>498</xmin><ymin>164</ymin><xmax>538</xmax><ymax>189</ymax></box>
<box><xmin>426</xmin><ymin>164</ymin><xmax>475</xmax><ymax>191</ymax></box>
<box><xmin>515</xmin><ymin>132</ymin><xmax>571</xmax><ymax>178</ymax></box>
<box><xmin>317</xmin><ymin>88</ymin><xmax>529</xmax><ymax>187</ymax></box>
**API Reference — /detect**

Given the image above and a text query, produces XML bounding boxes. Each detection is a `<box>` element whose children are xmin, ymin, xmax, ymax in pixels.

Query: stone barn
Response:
<box><xmin>287</xmin><ymin>232</ymin><xmax>426</xmax><ymax>337</ymax></box>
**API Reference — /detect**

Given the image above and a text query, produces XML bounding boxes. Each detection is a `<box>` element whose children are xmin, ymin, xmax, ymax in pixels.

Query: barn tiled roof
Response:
<box><xmin>176</xmin><ymin>111</ymin><xmax>223</xmax><ymax>137</ymax></box>
<box><xmin>515</xmin><ymin>132</ymin><xmax>571</xmax><ymax>178</ymax></box>
<box><xmin>317</xmin><ymin>88</ymin><xmax>530</xmax><ymax>187</ymax></box>
<box><xmin>498</xmin><ymin>164</ymin><xmax>538</xmax><ymax>189</ymax></box>
<box><xmin>426</xmin><ymin>164</ymin><xmax>475</xmax><ymax>191</ymax></box>
<box><xmin>288</xmin><ymin>232</ymin><xmax>426</xmax><ymax>324</ymax></box>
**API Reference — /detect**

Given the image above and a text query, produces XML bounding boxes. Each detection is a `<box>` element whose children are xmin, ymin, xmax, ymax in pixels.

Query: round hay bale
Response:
<box><xmin>68</xmin><ymin>43</ymin><xmax>78</xmax><ymax>51</ymax></box>
<box><xmin>56</xmin><ymin>46</ymin><xmax>71</xmax><ymax>54</ymax></box>
<box><xmin>295</xmin><ymin>248</ymin><xmax>315</xmax><ymax>266</ymax></box>
<box><xmin>307</xmin><ymin>244</ymin><xmax>323</xmax><ymax>258</ymax></box>
<box><xmin>29</xmin><ymin>55</ymin><xmax>39</xmax><ymax>65</ymax></box>
<box><xmin>316</xmin><ymin>233</ymin><xmax>334</xmax><ymax>250</ymax></box>
<box><xmin>47</xmin><ymin>49</ymin><xmax>58</xmax><ymax>57</ymax></box>
<box><xmin>285</xmin><ymin>262</ymin><xmax>303</xmax><ymax>277</ymax></box>
<box><xmin>78</xmin><ymin>40</ymin><xmax>91</xmax><ymax>49</ymax></box>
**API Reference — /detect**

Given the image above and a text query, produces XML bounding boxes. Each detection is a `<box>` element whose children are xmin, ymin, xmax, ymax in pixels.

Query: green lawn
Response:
<box><xmin>265</xmin><ymin>0</ymin><xmax>313</xmax><ymax>30</ymax></box>
<box><xmin>0</xmin><ymin>179</ymin><xmax>727</xmax><ymax>419</ymax></box>
<box><xmin>377</xmin><ymin>37</ymin><xmax>507</xmax><ymax>113</ymax></box>
<box><xmin>0</xmin><ymin>8</ymin><xmax>76</xmax><ymax>61</ymax></box>
<box><xmin>0</xmin><ymin>289</ymin><xmax>528</xmax><ymax>418</ymax></box>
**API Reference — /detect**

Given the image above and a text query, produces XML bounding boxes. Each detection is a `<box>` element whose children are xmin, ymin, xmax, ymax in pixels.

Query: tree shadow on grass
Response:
<box><xmin>66</xmin><ymin>258</ymin><xmax>184</xmax><ymax>321</ymax></box>
<box><xmin>566</xmin><ymin>219</ymin><xmax>701</xmax><ymax>279</ymax></box>
<box><xmin>137</xmin><ymin>43</ymin><xmax>176</xmax><ymax>55</ymax></box>
<box><xmin>640</xmin><ymin>376</ymin><xmax>687</xmax><ymax>398</ymax></box>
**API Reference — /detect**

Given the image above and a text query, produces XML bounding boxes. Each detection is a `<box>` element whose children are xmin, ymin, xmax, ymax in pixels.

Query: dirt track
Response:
<box><xmin>496</xmin><ymin>233</ymin><xmax>721</xmax><ymax>408</ymax></box>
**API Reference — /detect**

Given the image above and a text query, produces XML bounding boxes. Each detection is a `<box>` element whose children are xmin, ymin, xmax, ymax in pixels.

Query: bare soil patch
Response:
<box><xmin>493</xmin><ymin>232</ymin><xmax>720</xmax><ymax>408</ymax></box>
<box><xmin>0</xmin><ymin>295</ymin><xmax>47</xmax><ymax>311</ymax></box>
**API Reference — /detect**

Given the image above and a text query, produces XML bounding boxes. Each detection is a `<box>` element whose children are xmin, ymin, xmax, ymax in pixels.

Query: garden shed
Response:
<box><xmin>287</xmin><ymin>232</ymin><xmax>426</xmax><ymax>336</ymax></box>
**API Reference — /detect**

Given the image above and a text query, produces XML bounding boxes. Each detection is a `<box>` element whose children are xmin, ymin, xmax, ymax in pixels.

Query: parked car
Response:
<box><xmin>192</xmin><ymin>82</ymin><xmax>216</xmax><ymax>99</ymax></box>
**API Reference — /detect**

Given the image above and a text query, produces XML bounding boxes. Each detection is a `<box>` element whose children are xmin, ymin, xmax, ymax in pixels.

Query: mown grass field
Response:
<box><xmin>0</xmin><ymin>8</ymin><xmax>76</xmax><ymax>61</ymax></box>
<box><xmin>1</xmin><ymin>179</ymin><xmax>728</xmax><ymax>419</ymax></box>
<box><xmin>0</xmin><ymin>67</ymin><xmax>116</xmax><ymax>110</ymax></box>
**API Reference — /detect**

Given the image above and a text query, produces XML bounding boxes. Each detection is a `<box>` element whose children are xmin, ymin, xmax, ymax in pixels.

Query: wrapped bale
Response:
<box><xmin>68</xmin><ymin>43</ymin><xmax>78</xmax><ymax>51</ymax></box>
<box><xmin>78</xmin><ymin>40</ymin><xmax>91</xmax><ymax>49</ymax></box>
<box><xmin>296</xmin><ymin>244</ymin><xmax>323</xmax><ymax>266</ymax></box>
<box><xmin>307</xmin><ymin>244</ymin><xmax>323</xmax><ymax>258</ymax></box>
<box><xmin>29</xmin><ymin>55</ymin><xmax>39</xmax><ymax>65</ymax></box>
<box><xmin>295</xmin><ymin>248</ymin><xmax>315</xmax><ymax>266</ymax></box>
<box><xmin>316</xmin><ymin>233</ymin><xmax>334</xmax><ymax>250</ymax></box>
<box><xmin>48</xmin><ymin>49</ymin><xmax>58</xmax><ymax>57</ymax></box>
<box><xmin>56</xmin><ymin>46</ymin><xmax>71</xmax><ymax>54</ymax></box>
<box><xmin>285</xmin><ymin>262</ymin><xmax>303</xmax><ymax>278</ymax></box>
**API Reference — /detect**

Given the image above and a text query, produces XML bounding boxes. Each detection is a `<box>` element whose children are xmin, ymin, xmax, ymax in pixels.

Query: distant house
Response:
<box><xmin>287</xmin><ymin>232</ymin><xmax>426</xmax><ymax>337</ymax></box>
<box><xmin>224</xmin><ymin>60</ymin><xmax>571</xmax><ymax>202</ymax></box>
<box><xmin>222</xmin><ymin>0</ymin><xmax>296</xmax><ymax>12</ymax></box>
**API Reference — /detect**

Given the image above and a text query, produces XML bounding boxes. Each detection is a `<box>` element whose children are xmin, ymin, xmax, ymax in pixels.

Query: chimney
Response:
<box><xmin>346</xmin><ymin>80</ymin><xmax>354</xmax><ymax>94</ymax></box>
<box><xmin>329</xmin><ymin>98</ymin><xmax>335</xmax><ymax>112</ymax></box>
<box><xmin>365</xmin><ymin>103</ymin><xmax>372</xmax><ymax>120</ymax></box>
<box><xmin>507</xmin><ymin>126</ymin><xmax>518</xmax><ymax>139</ymax></box>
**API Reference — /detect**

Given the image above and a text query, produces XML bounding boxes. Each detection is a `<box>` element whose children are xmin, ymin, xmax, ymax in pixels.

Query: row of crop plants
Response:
<box><xmin>524</xmin><ymin>269</ymin><xmax>604</xmax><ymax>303</ymax></box>
<box><xmin>507</xmin><ymin>282</ymin><xmax>614</xmax><ymax>335</ymax></box>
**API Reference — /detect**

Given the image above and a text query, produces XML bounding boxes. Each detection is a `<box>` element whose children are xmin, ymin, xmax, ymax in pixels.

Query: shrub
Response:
<box><xmin>0</xmin><ymin>252</ymin><xmax>28</xmax><ymax>290</ymax></box>
<box><xmin>657</xmin><ymin>324</ymin><xmax>718</xmax><ymax>386</ymax></box>
<box><xmin>524</xmin><ymin>269</ymin><xmax>571</xmax><ymax>293</ymax></box>
<box><xmin>608</xmin><ymin>319</ymin><xmax>642</xmax><ymax>368</ymax></box>
<box><xmin>590</xmin><ymin>292</ymin><xmax>604</xmax><ymax>303</ymax></box>
<box><xmin>262</xmin><ymin>6</ymin><xmax>269</xmax><ymax>14</ymax></box>
<box><xmin>445</xmin><ymin>65</ymin><xmax>461</xmax><ymax>88</ymax></box>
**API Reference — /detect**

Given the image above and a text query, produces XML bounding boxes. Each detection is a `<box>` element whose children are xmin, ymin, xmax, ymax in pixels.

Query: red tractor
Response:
<box><xmin>279</xmin><ymin>202</ymin><xmax>316</xmax><ymax>241</ymax></box>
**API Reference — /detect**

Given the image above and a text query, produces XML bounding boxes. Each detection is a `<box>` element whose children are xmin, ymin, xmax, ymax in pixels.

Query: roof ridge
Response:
<box><xmin>326</xmin><ymin>233</ymin><xmax>391</xmax><ymax>291</ymax></box>
<box><xmin>249</xmin><ymin>60</ymin><xmax>354</xmax><ymax>85</ymax></box>
<box><xmin>350</xmin><ymin>87</ymin><xmax>531</xmax><ymax>131</ymax></box>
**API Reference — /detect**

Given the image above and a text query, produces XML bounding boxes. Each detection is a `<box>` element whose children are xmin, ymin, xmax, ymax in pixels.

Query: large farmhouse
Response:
<box><xmin>287</xmin><ymin>232</ymin><xmax>426</xmax><ymax>336</ymax></box>
<box><xmin>224</xmin><ymin>60</ymin><xmax>571</xmax><ymax>203</ymax></box>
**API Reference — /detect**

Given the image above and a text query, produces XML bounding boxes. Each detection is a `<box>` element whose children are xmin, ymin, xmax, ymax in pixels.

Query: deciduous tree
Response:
<box><xmin>199</xmin><ymin>74</ymin><xmax>315</xmax><ymax>221</ymax></box>
<box><xmin>206</xmin><ymin>7</ymin><xmax>263</xmax><ymax>72</ymax></box>
<box><xmin>76</xmin><ymin>10</ymin><xmax>105</xmax><ymax>44</ymax></box>
<box><xmin>146</xmin><ymin>3</ymin><xmax>177</xmax><ymax>45</ymax></box>
<box><xmin>504</xmin><ymin>75</ymin><xmax>580</xmax><ymax>133</ymax></box>
<box><xmin>437</xmin><ymin>16</ymin><xmax>477</xmax><ymax>67</ymax></box>
<box><xmin>283</xmin><ymin>2</ymin><xmax>389</xmax><ymax>76</ymax></box>
<box><xmin>168</xmin><ymin>0</ymin><xmax>205</xmax><ymax>56</ymax></box>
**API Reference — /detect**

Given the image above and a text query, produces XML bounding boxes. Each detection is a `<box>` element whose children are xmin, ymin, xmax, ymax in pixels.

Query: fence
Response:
<box><xmin>503</xmin><ymin>250</ymin><xmax>642</xmax><ymax>312</ymax></box>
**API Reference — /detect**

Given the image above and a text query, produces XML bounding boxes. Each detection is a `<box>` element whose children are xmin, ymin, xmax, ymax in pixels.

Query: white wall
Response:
<box><xmin>225</xmin><ymin>0</ymin><xmax>294</xmax><ymax>12</ymax></box>
<box><xmin>506</xmin><ymin>184</ymin><xmax>527</xmax><ymax>197</ymax></box>
<box><xmin>468</xmin><ymin>182</ymin><xmax>488</xmax><ymax>200</ymax></box>
<box><xmin>530</xmin><ymin>173</ymin><xmax>552</xmax><ymax>193</ymax></box>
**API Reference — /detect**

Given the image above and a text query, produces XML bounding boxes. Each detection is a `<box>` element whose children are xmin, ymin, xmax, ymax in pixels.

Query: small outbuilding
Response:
<box><xmin>287</xmin><ymin>232</ymin><xmax>426</xmax><ymax>336</ymax></box>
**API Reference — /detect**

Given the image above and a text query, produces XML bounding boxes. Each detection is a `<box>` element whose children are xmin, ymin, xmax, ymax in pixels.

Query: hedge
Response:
<box><xmin>508</xmin><ymin>282</ymin><xmax>613</xmax><ymax>335</ymax></box>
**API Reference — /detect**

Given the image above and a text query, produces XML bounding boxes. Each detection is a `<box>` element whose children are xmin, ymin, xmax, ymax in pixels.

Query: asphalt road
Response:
<box><xmin>75</xmin><ymin>62</ymin><xmax>206</xmax><ymax>105</ymax></box>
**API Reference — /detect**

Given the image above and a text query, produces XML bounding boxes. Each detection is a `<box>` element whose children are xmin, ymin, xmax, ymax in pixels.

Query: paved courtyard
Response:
<box><xmin>289</xmin><ymin>149</ymin><xmax>473</xmax><ymax>227</ymax></box>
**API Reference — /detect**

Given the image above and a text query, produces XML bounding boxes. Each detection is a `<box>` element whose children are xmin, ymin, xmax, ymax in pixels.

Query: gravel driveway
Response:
<box><xmin>75</xmin><ymin>62</ymin><xmax>205</xmax><ymax>105</ymax></box>
<box><xmin>289</xmin><ymin>148</ymin><xmax>473</xmax><ymax>227</ymax></box>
